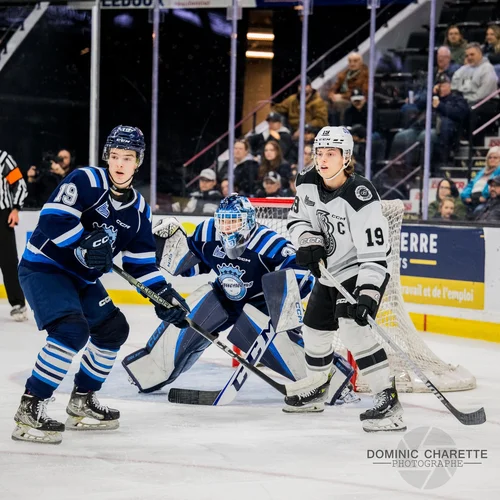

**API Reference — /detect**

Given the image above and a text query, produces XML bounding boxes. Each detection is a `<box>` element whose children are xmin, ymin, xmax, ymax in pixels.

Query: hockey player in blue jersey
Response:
<box><xmin>12</xmin><ymin>125</ymin><xmax>189</xmax><ymax>444</ymax></box>
<box><xmin>123</xmin><ymin>195</ymin><xmax>356</xmax><ymax>408</ymax></box>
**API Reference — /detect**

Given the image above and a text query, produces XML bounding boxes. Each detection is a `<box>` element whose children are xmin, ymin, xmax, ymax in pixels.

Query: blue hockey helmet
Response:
<box><xmin>102</xmin><ymin>125</ymin><xmax>146</xmax><ymax>167</ymax></box>
<box><xmin>214</xmin><ymin>194</ymin><xmax>256</xmax><ymax>259</ymax></box>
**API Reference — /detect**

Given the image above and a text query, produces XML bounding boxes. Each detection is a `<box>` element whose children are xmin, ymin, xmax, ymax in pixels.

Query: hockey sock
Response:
<box><xmin>74</xmin><ymin>341</ymin><xmax>118</xmax><ymax>392</ymax></box>
<box><xmin>26</xmin><ymin>337</ymin><xmax>77</xmax><ymax>399</ymax></box>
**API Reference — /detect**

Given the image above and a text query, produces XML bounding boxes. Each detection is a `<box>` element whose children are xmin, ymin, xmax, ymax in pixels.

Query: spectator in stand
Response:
<box><xmin>432</xmin><ymin>197</ymin><xmax>458</xmax><ymax>221</ymax></box>
<box><xmin>443</xmin><ymin>25</ymin><xmax>468</xmax><ymax>65</ymax></box>
<box><xmin>428</xmin><ymin>178</ymin><xmax>466</xmax><ymax>220</ymax></box>
<box><xmin>451</xmin><ymin>43</ymin><xmax>498</xmax><ymax>105</ymax></box>
<box><xmin>247</xmin><ymin>112</ymin><xmax>294</xmax><ymax>163</ymax></box>
<box><xmin>273</xmin><ymin>78</ymin><xmax>328</xmax><ymax>138</ymax></box>
<box><xmin>182</xmin><ymin>168</ymin><xmax>222</xmax><ymax>214</ymax></box>
<box><xmin>395</xmin><ymin>74</ymin><xmax>469</xmax><ymax>166</ymax></box>
<box><xmin>343</xmin><ymin>88</ymin><xmax>379</xmax><ymax>129</ymax></box>
<box><xmin>475</xmin><ymin>175</ymin><xmax>500</xmax><ymax>223</ymax></box>
<box><xmin>482</xmin><ymin>25</ymin><xmax>500</xmax><ymax>66</ymax></box>
<box><xmin>220</xmin><ymin>179</ymin><xmax>229</xmax><ymax>198</ymax></box>
<box><xmin>255</xmin><ymin>171</ymin><xmax>293</xmax><ymax>198</ymax></box>
<box><xmin>461</xmin><ymin>146</ymin><xmax>500</xmax><ymax>216</ymax></box>
<box><xmin>218</xmin><ymin>139</ymin><xmax>259</xmax><ymax>196</ymax></box>
<box><xmin>435</xmin><ymin>46</ymin><xmax>461</xmax><ymax>82</ymax></box>
<box><xmin>257</xmin><ymin>140</ymin><xmax>291</xmax><ymax>191</ymax></box>
<box><xmin>327</xmin><ymin>52</ymin><xmax>369</xmax><ymax>124</ymax></box>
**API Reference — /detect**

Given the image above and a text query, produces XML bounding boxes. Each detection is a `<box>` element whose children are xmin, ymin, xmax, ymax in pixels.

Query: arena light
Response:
<box><xmin>246</xmin><ymin>32</ymin><xmax>275</xmax><ymax>41</ymax></box>
<box><xmin>245</xmin><ymin>50</ymin><xmax>274</xmax><ymax>60</ymax></box>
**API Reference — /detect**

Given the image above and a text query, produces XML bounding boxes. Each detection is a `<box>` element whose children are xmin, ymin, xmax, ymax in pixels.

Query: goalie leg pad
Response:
<box><xmin>262</xmin><ymin>269</ymin><xmax>306</xmax><ymax>333</ymax></box>
<box><xmin>325</xmin><ymin>353</ymin><xmax>355</xmax><ymax>405</ymax></box>
<box><xmin>338</xmin><ymin>317</ymin><xmax>390</xmax><ymax>394</ymax></box>
<box><xmin>122</xmin><ymin>285</ymin><xmax>228</xmax><ymax>392</ymax></box>
<box><xmin>227</xmin><ymin>306</ymin><xmax>306</xmax><ymax>381</ymax></box>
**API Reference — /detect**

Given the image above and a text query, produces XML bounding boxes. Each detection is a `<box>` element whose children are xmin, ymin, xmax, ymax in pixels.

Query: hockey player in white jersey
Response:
<box><xmin>286</xmin><ymin>126</ymin><xmax>406</xmax><ymax>432</ymax></box>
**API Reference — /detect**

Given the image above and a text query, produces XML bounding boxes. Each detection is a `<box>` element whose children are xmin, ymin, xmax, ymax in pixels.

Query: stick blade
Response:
<box><xmin>454</xmin><ymin>406</ymin><xmax>486</xmax><ymax>426</ymax></box>
<box><xmin>168</xmin><ymin>388</ymin><xmax>220</xmax><ymax>406</ymax></box>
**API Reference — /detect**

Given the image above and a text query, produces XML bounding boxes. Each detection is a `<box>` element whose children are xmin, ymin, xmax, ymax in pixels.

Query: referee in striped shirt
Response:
<box><xmin>0</xmin><ymin>149</ymin><xmax>28</xmax><ymax>321</ymax></box>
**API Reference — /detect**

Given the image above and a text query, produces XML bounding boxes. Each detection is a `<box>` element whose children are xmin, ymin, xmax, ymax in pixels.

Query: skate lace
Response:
<box><xmin>36</xmin><ymin>397</ymin><xmax>55</xmax><ymax>422</ymax></box>
<box><xmin>372</xmin><ymin>391</ymin><xmax>389</xmax><ymax>410</ymax></box>
<box><xmin>90</xmin><ymin>392</ymin><xmax>110</xmax><ymax>413</ymax></box>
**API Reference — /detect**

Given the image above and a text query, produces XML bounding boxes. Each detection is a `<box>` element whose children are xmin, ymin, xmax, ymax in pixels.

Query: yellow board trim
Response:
<box><xmin>2</xmin><ymin>285</ymin><xmax>498</xmax><ymax>343</ymax></box>
<box><xmin>408</xmin><ymin>259</ymin><xmax>437</xmax><ymax>266</ymax></box>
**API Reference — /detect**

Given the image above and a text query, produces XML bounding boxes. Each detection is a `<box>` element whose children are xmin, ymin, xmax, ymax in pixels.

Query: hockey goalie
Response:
<box><xmin>123</xmin><ymin>194</ymin><xmax>357</xmax><ymax>410</ymax></box>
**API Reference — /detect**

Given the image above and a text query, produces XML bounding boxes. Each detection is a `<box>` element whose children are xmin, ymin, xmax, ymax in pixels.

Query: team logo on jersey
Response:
<box><xmin>213</xmin><ymin>246</ymin><xmax>226</xmax><ymax>259</ymax></box>
<box><xmin>355</xmin><ymin>185</ymin><xmax>373</xmax><ymax>202</ymax></box>
<box><xmin>316</xmin><ymin>210</ymin><xmax>337</xmax><ymax>256</ymax></box>
<box><xmin>281</xmin><ymin>245</ymin><xmax>296</xmax><ymax>258</ymax></box>
<box><xmin>216</xmin><ymin>264</ymin><xmax>253</xmax><ymax>301</ymax></box>
<box><xmin>96</xmin><ymin>201</ymin><xmax>110</xmax><ymax>218</ymax></box>
<box><xmin>304</xmin><ymin>195</ymin><xmax>315</xmax><ymax>207</ymax></box>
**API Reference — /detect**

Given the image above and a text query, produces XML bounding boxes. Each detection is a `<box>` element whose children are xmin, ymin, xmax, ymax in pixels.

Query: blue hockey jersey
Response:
<box><xmin>183</xmin><ymin>219</ymin><xmax>312</xmax><ymax>315</ymax></box>
<box><xmin>22</xmin><ymin>167</ymin><xmax>166</xmax><ymax>291</ymax></box>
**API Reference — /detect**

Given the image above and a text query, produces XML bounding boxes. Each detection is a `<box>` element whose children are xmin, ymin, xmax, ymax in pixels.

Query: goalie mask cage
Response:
<box><xmin>249</xmin><ymin>197</ymin><xmax>476</xmax><ymax>393</ymax></box>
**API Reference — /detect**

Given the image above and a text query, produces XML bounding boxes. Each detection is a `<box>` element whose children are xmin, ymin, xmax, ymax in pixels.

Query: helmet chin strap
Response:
<box><xmin>316</xmin><ymin>160</ymin><xmax>349</xmax><ymax>181</ymax></box>
<box><xmin>108</xmin><ymin>168</ymin><xmax>138</xmax><ymax>195</ymax></box>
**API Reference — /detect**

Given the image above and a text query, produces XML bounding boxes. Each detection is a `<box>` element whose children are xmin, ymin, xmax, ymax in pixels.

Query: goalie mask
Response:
<box><xmin>313</xmin><ymin>126</ymin><xmax>353</xmax><ymax>181</ymax></box>
<box><xmin>214</xmin><ymin>194</ymin><xmax>256</xmax><ymax>259</ymax></box>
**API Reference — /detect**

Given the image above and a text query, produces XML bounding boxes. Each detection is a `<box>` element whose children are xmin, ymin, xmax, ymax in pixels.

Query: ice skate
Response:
<box><xmin>11</xmin><ymin>305</ymin><xmax>28</xmax><ymax>322</ymax></box>
<box><xmin>360</xmin><ymin>378</ymin><xmax>406</xmax><ymax>432</ymax></box>
<box><xmin>330</xmin><ymin>383</ymin><xmax>361</xmax><ymax>406</ymax></box>
<box><xmin>282</xmin><ymin>371</ymin><xmax>332</xmax><ymax>413</ymax></box>
<box><xmin>66</xmin><ymin>388</ymin><xmax>120</xmax><ymax>430</ymax></box>
<box><xmin>12</xmin><ymin>394</ymin><xmax>65</xmax><ymax>445</ymax></box>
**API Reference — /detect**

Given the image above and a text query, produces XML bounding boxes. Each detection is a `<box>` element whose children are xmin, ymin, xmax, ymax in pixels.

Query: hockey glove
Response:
<box><xmin>154</xmin><ymin>284</ymin><xmax>191</xmax><ymax>329</ymax></box>
<box><xmin>296</xmin><ymin>231</ymin><xmax>327</xmax><ymax>279</ymax></box>
<box><xmin>77</xmin><ymin>230</ymin><xmax>113</xmax><ymax>273</ymax></box>
<box><xmin>347</xmin><ymin>288</ymin><xmax>380</xmax><ymax>327</ymax></box>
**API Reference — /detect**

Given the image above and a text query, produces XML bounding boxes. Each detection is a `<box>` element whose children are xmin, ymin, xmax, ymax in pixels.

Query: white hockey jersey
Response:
<box><xmin>287</xmin><ymin>169</ymin><xmax>389</xmax><ymax>291</ymax></box>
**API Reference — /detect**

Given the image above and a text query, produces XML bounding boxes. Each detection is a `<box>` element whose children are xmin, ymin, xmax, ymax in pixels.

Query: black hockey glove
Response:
<box><xmin>78</xmin><ymin>230</ymin><xmax>113</xmax><ymax>273</ymax></box>
<box><xmin>296</xmin><ymin>231</ymin><xmax>327</xmax><ymax>279</ymax></box>
<box><xmin>154</xmin><ymin>284</ymin><xmax>191</xmax><ymax>329</ymax></box>
<box><xmin>347</xmin><ymin>288</ymin><xmax>381</xmax><ymax>327</ymax></box>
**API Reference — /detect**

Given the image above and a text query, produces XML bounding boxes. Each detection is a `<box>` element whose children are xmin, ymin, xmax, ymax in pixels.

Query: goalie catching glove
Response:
<box><xmin>347</xmin><ymin>287</ymin><xmax>380</xmax><ymax>327</ymax></box>
<box><xmin>153</xmin><ymin>284</ymin><xmax>190</xmax><ymax>328</ymax></box>
<box><xmin>296</xmin><ymin>231</ymin><xmax>327</xmax><ymax>279</ymax></box>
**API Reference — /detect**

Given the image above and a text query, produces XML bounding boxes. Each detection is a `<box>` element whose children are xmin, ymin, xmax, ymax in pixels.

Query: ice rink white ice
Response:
<box><xmin>0</xmin><ymin>301</ymin><xmax>498</xmax><ymax>500</ymax></box>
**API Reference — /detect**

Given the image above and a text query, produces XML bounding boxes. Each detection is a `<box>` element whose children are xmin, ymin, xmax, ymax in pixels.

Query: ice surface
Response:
<box><xmin>0</xmin><ymin>302</ymin><xmax>498</xmax><ymax>500</ymax></box>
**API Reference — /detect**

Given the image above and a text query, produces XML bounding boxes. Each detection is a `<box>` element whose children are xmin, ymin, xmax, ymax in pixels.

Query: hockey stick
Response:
<box><xmin>318</xmin><ymin>263</ymin><xmax>486</xmax><ymax>426</ymax></box>
<box><xmin>112</xmin><ymin>264</ymin><xmax>288</xmax><ymax>396</ymax></box>
<box><xmin>169</xmin><ymin>272</ymin><xmax>311</xmax><ymax>406</ymax></box>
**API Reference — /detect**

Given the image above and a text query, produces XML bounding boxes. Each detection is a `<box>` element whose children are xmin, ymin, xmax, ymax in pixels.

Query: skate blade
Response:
<box><xmin>12</xmin><ymin>313</ymin><xmax>28</xmax><ymax>322</ymax></box>
<box><xmin>65</xmin><ymin>415</ymin><xmax>119</xmax><ymax>431</ymax></box>
<box><xmin>282</xmin><ymin>404</ymin><xmax>325</xmax><ymax>414</ymax></box>
<box><xmin>11</xmin><ymin>424</ymin><xmax>62</xmax><ymax>444</ymax></box>
<box><xmin>362</xmin><ymin>416</ymin><xmax>407</xmax><ymax>433</ymax></box>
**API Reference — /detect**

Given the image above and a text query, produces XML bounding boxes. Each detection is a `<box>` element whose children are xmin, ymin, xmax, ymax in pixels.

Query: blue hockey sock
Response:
<box><xmin>74</xmin><ymin>341</ymin><xmax>118</xmax><ymax>392</ymax></box>
<box><xmin>26</xmin><ymin>337</ymin><xmax>77</xmax><ymax>399</ymax></box>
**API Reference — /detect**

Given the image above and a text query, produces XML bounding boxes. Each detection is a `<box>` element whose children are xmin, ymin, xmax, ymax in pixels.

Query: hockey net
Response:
<box><xmin>250</xmin><ymin>197</ymin><xmax>476</xmax><ymax>393</ymax></box>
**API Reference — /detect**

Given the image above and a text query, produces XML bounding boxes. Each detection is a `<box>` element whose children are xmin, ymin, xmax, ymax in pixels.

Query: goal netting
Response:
<box><xmin>250</xmin><ymin>197</ymin><xmax>476</xmax><ymax>393</ymax></box>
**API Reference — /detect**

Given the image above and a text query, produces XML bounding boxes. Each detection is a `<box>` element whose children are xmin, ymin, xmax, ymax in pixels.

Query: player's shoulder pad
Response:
<box><xmin>341</xmin><ymin>174</ymin><xmax>380</xmax><ymax>212</ymax></box>
<box><xmin>192</xmin><ymin>218</ymin><xmax>217</xmax><ymax>243</ymax></box>
<box><xmin>76</xmin><ymin>167</ymin><xmax>110</xmax><ymax>191</ymax></box>
<box><xmin>295</xmin><ymin>165</ymin><xmax>319</xmax><ymax>188</ymax></box>
<box><xmin>133</xmin><ymin>191</ymin><xmax>152</xmax><ymax>222</ymax></box>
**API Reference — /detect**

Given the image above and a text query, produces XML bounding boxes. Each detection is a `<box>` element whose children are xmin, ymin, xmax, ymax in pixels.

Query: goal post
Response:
<box><xmin>249</xmin><ymin>197</ymin><xmax>476</xmax><ymax>393</ymax></box>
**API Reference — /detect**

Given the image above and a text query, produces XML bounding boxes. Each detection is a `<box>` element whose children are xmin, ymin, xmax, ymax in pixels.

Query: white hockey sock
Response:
<box><xmin>302</xmin><ymin>325</ymin><xmax>335</xmax><ymax>376</ymax></box>
<box><xmin>338</xmin><ymin>318</ymin><xmax>390</xmax><ymax>394</ymax></box>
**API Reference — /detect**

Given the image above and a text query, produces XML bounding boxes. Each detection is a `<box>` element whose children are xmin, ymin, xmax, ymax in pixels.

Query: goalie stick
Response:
<box><xmin>112</xmin><ymin>264</ymin><xmax>289</xmax><ymax>396</ymax></box>
<box><xmin>168</xmin><ymin>272</ymin><xmax>311</xmax><ymax>406</ymax></box>
<box><xmin>318</xmin><ymin>263</ymin><xmax>486</xmax><ymax>426</ymax></box>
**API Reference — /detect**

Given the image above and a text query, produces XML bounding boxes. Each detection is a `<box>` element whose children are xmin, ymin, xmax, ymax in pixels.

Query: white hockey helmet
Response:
<box><xmin>313</xmin><ymin>126</ymin><xmax>354</xmax><ymax>166</ymax></box>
